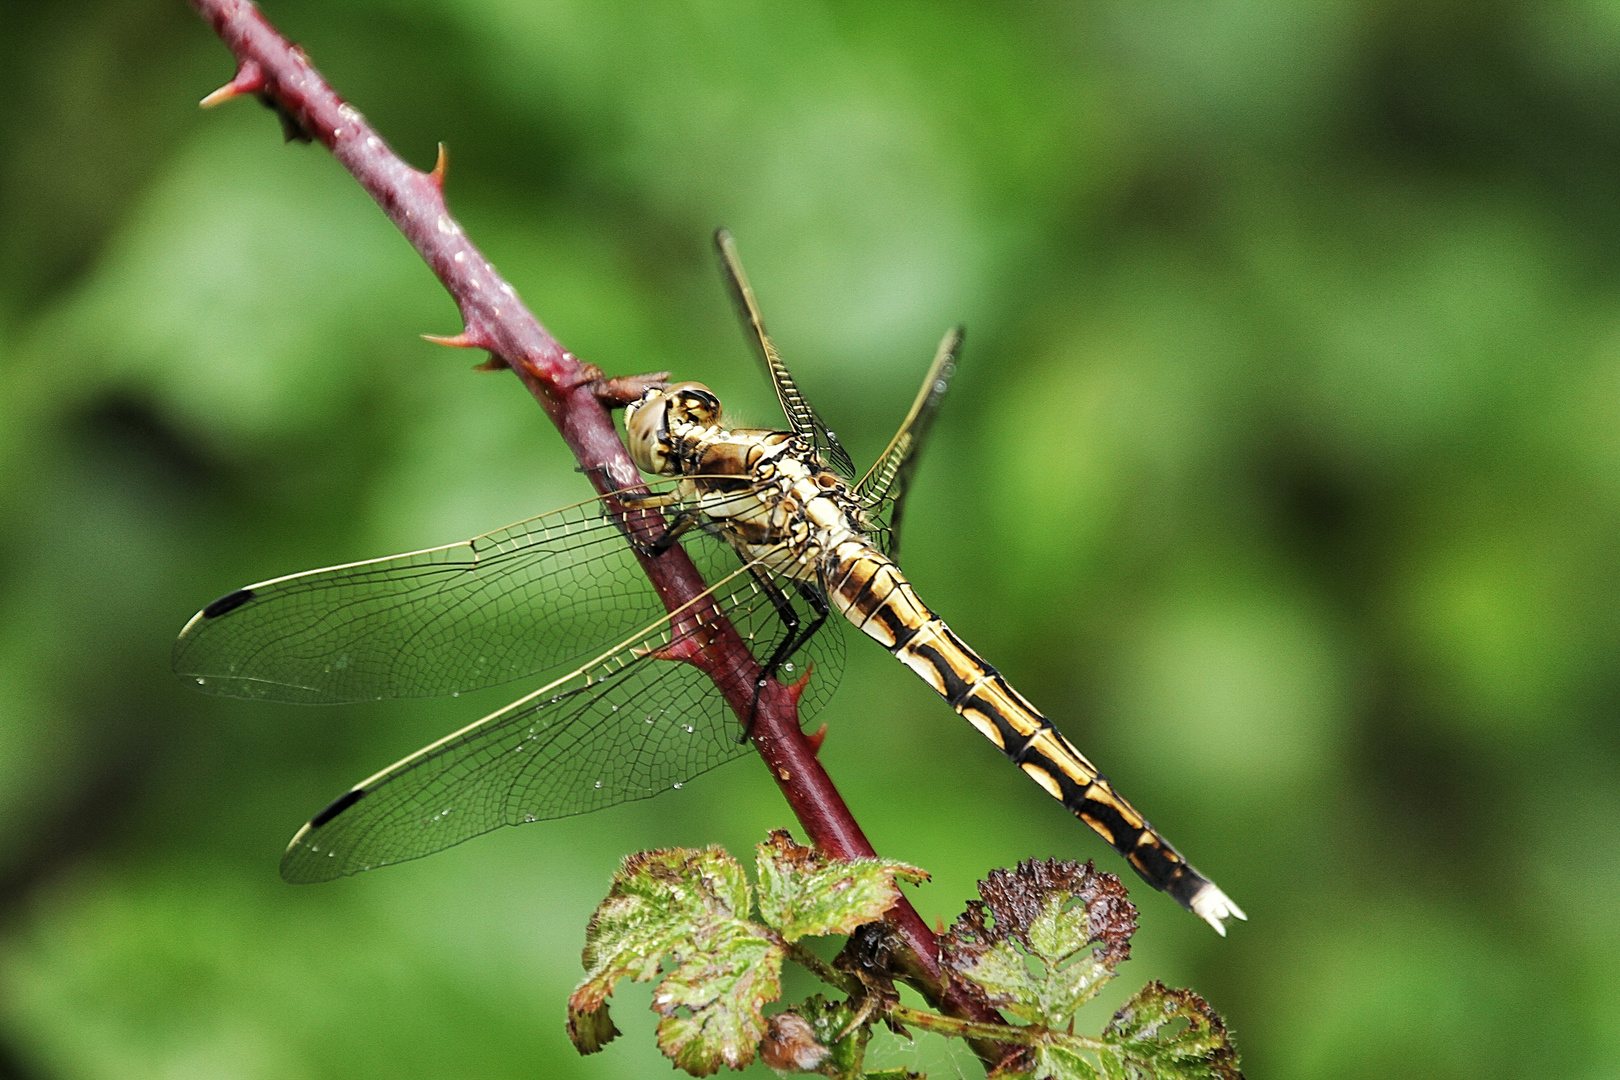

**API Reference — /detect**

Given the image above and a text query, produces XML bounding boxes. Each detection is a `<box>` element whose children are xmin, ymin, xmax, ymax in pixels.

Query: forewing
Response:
<box><xmin>855</xmin><ymin>326</ymin><xmax>962</xmax><ymax>559</ymax></box>
<box><xmin>174</xmin><ymin>489</ymin><xmax>705</xmax><ymax>704</ymax></box>
<box><xmin>280</xmin><ymin>556</ymin><xmax>843</xmax><ymax>882</ymax></box>
<box><xmin>713</xmin><ymin>228</ymin><xmax>856</xmax><ymax>479</ymax></box>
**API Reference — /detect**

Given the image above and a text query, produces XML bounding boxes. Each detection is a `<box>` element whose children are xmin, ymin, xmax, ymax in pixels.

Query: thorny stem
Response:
<box><xmin>186</xmin><ymin>0</ymin><xmax>1011</xmax><ymax>1062</ymax></box>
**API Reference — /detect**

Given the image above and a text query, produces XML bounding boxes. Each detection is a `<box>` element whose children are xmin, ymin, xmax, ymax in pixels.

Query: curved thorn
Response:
<box><xmin>786</xmin><ymin>663</ymin><xmax>814</xmax><ymax>704</ymax></box>
<box><xmin>200</xmin><ymin>60</ymin><xmax>266</xmax><ymax>108</ymax></box>
<box><xmin>420</xmin><ymin>330</ymin><xmax>483</xmax><ymax>349</ymax></box>
<box><xmin>428</xmin><ymin>142</ymin><xmax>448</xmax><ymax>189</ymax></box>
<box><xmin>198</xmin><ymin>83</ymin><xmax>242</xmax><ymax>108</ymax></box>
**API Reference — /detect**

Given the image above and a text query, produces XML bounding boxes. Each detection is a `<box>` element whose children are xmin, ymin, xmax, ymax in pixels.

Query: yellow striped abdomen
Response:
<box><xmin>822</xmin><ymin>539</ymin><xmax>1241</xmax><ymax>928</ymax></box>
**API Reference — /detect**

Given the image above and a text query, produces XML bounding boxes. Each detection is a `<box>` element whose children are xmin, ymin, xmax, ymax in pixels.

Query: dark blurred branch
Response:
<box><xmin>186</xmin><ymin>0</ymin><xmax>1008</xmax><ymax>1057</ymax></box>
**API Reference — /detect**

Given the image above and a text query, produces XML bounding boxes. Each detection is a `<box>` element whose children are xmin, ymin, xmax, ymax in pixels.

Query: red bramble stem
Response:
<box><xmin>187</xmin><ymin>0</ymin><xmax>1010</xmax><ymax>1053</ymax></box>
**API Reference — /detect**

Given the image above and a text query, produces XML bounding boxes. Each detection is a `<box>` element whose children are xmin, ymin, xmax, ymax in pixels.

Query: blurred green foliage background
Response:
<box><xmin>1</xmin><ymin>1</ymin><xmax>1617</xmax><ymax>1076</ymax></box>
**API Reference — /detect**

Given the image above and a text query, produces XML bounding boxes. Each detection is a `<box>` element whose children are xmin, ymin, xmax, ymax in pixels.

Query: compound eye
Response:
<box><xmin>624</xmin><ymin>391</ymin><xmax>675</xmax><ymax>474</ymax></box>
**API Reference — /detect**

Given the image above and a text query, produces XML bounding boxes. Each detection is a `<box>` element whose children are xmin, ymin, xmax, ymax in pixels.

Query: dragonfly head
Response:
<box><xmin>625</xmin><ymin>382</ymin><xmax>723</xmax><ymax>475</ymax></box>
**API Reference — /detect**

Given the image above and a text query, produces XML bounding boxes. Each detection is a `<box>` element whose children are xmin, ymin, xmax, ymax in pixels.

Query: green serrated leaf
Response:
<box><xmin>572</xmin><ymin>847</ymin><xmax>747</xmax><ymax>1010</ymax></box>
<box><xmin>754</xmin><ymin>830</ymin><xmax>928</xmax><ymax>942</ymax></box>
<box><xmin>1024</xmin><ymin>888</ymin><xmax>1093</xmax><ymax>964</ymax></box>
<box><xmin>1101</xmin><ymin>981</ymin><xmax>1243</xmax><ymax>1080</ymax></box>
<box><xmin>1031</xmin><ymin>1043</ymin><xmax>1105</xmax><ymax>1080</ymax></box>
<box><xmin>565</xmin><ymin>1001</ymin><xmax>619</xmax><ymax>1055</ymax></box>
<box><xmin>941</xmin><ymin>861</ymin><xmax>1131</xmax><ymax>1028</ymax></box>
<box><xmin>1094</xmin><ymin>1045</ymin><xmax>1128</xmax><ymax>1080</ymax></box>
<box><xmin>953</xmin><ymin>929</ymin><xmax>1109</xmax><ymax>1026</ymax></box>
<box><xmin>569</xmin><ymin>845</ymin><xmax>778</xmax><ymax>1072</ymax></box>
<box><xmin>948</xmin><ymin>939</ymin><xmax>1047</xmax><ymax>1025</ymax></box>
<box><xmin>653</xmin><ymin>922</ymin><xmax>785</xmax><ymax>1076</ymax></box>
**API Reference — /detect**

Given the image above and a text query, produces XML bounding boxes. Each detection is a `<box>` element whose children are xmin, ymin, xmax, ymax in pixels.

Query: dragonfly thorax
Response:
<box><xmin>625</xmin><ymin>383</ymin><xmax>871</xmax><ymax>584</ymax></box>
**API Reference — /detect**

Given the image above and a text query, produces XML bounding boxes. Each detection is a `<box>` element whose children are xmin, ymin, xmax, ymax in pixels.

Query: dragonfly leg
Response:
<box><xmin>614</xmin><ymin>503</ymin><xmax>704</xmax><ymax>558</ymax></box>
<box><xmin>616</xmin><ymin>487</ymin><xmax>681</xmax><ymax>509</ymax></box>
<box><xmin>737</xmin><ymin>573</ymin><xmax>830</xmax><ymax>741</ymax></box>
<box><xmin>783</xmin><ymin>580</ymin><xmax>831</xmax><ymax>679</ymax></box>
<box><xmin>611</xmin><ymin>489</ymin><xmax>697</xmax><ymax>556</ymax></box>
<box><xmin>645</xmin><ymin>510</ymin><xmax>704</xmax><ymax>555</ymax></box>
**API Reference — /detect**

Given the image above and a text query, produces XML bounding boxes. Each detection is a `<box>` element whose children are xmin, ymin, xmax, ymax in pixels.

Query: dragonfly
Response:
<box><xmin>175</xmin><ymin>229</ymin><xmax>1244</xmax><ymax>934</ymax></box>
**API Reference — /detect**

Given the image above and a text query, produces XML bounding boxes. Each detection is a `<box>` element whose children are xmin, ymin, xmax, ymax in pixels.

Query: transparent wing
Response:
<box><xmin>713</xmin><ymin>227</ymin><xmax>857</xmax><ymax>479</ymax></box>
<box><xmin>855</xmin><ymin>326</ymin><xmax>963</xmax><ymax>560</ymax></box>
<box><xmin>280</xmin><ymin>555</ymin><xmax>844</xmax><ymax>882</ymax></box>
<box><xmin>174</xmin><ymin>489</ymin><xmax>702</xmax><ymax>705</ymax></box>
